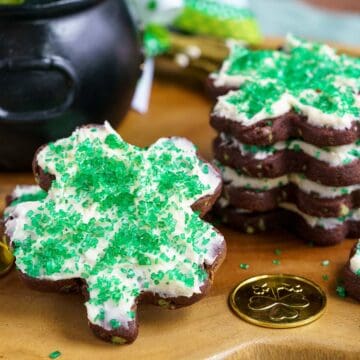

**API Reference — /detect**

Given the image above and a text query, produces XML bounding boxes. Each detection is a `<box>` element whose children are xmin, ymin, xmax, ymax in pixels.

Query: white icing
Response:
<box><xmin>294</xmin><ymin>90</ymin><xmax>359</xmax><ymax>130</ymax></box>
<box><xmin>219</xmin><ymin>133</ymin><xmax>360</xmax><ymax>167</ymax></box>
<box><xmin>284</xmin><ymin>34</ymin><xmax>337</xmax><ymax>59</ymax></box>
<box><xmin>279</xmin><ymin>202</ymin><xmax>360</xmax><ymax>229</ymax></box>
<box><xmin>350</xmin><ymin>240</ymin><xmax>360</xmax><ymax>274</ymax></box>
<box><xmin>213</xmin><ymin>90</ymin><xmax>293</xmax><ymax>126</ymax></box>
<box><xmin>12</xmin><ymin>185</ymin><xmax>41</xmax><ymax>199</ymax></box>
<box><xmin>5</xmin><ymin>123</ymin><xmax>224</xmax><ymax>331</ymax></box>
<box><xmin>4</xmin><ymin>185</ymin><xmax>44</xmax><ymax>219</ymax></box>
<box><xmin>219</xmin><ymin>165</ymin><xmax>360</xmax><ymax>198</ymax></box>
<box><xmin>213</xmin><ymin>90</ymin><xmax>359</xmax><ymax>130</ymax></box>
<box><xmin>334</xmin><ymin>76</ymin><xmax>359</xmax><ymax>92</ymax></box>
<box><xmin>211</xmin><ymin>72</ymin><xmax>249</xmax><ymax>88</ymax></box>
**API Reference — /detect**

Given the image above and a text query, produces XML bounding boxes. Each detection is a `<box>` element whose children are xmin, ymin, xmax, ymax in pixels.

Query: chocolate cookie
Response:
<box><xmin>343</xmin><ymin>241</ymin><xmax>360</xmax><ymax>301</ymax></box>
<box><xmin>214</xmin><ymin>135</ymin><xmax>360</xmax><ymax>186</ymax></box>
<box><xmin>217</xmin><ymin>158</ymin><xmax>360</xmax><ymax>216</ymax></box>
<box><xmin>4</xmin><ymin>123</ymin><xmax>226</xmax><ymax>344</ymax></box>
<box><xmin>215</xmin><ymin>203</ymin><xmax>360</xmax><ymax>246</ymax></box>
<box><xmin>211</xmin><ymin>113</ymin><xmax>360</xmax><ymax>147</ymax></box>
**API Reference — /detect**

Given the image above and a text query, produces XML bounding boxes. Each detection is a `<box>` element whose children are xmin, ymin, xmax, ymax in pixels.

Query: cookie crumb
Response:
<box><xmin>111</xmin><ymin>336</ymin><xmax>127</xmax><ymax>345</ymax></box>
<box><xmin>245</xmin><ymin>226</ymin><xmax>254</xmax><ymax>234</ymax></box>
<box><xmin>321</xmin><ymin>260</ymin><xmax>330</xmax><ymax>267</ymax></box>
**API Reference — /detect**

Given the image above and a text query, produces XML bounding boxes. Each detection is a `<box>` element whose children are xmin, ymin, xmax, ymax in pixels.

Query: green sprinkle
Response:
<box><xmin>49</xmin><ymin>351</ymin><xmax>61</xmax><ymax>359</ymax></box>
<box><xmin>109</xmin><ymin>319</ymin><xmax>121</xmax><ymax>329</ymax></box>
<box><xmin>274</xmin><ymin>249</ymin><xmax>282</xmax><ymax>256</ymax></box>
<box><xmin>240</xmin><ymin>263</ymin><xmax>250</xmax><ymax>270</ymax></box>
<box><xmin>272</xmin><ymin>259</ymin><xmax>281</xmax><ymax>265</ymax></box>
<box><xmin>322</xmin><ymin>274</ymin><xmax>329</xmax><ymax>281</ymax></box>
<box><xmin>299</xmin><ymin>174</ymin><xmax>306</xmax><ymax>179</ymax></box>
<box><xmin>356</xmin><ymin>269</ymin><xmax>360</xmax><ymax>277</ymax></box>
<box><xmin>292</xmin><ymin>144</ymin><xmax>301</xmax><ymax>153</ymax></box>
<box><xmin>202</xmin><ymin>165</ymin><xmax>209</xmax><ymax>174</ymax></box>
<box><xmin>321</xmin><ymin>260</ymin><xmax>330</xmax><ymax>267</ymax></box>
<box><xmin>104</xmin><ymin>134</ymin><xmax>124</xmax><ymax>149</ymax></box>
<box><xmin>336</xmin><ymin>285</ymin><xmax>347</xmax><ymax>298</ymax></box>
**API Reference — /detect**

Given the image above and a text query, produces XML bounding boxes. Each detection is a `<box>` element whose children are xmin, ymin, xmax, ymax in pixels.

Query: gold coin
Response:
<box><xmin>229</xmin><ymin>274</ymin><xmax>326</xmax><ymax>329</ymax></box>
<box><xmin>0</xmin><ymin>239</ymin><xmax>14</xmax><ymax>277</ymax></box>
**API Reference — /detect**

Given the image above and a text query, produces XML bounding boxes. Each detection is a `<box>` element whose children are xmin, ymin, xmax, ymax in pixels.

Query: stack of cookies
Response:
<box><xmin>208</xmin><ymin>35</ymin><xmax>360</xmax><ymax>245</ymax></box>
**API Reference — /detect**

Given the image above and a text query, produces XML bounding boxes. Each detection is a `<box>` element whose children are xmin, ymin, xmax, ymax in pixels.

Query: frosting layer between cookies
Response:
<box><xmin>5</xmin><ymin>123</ymin><xmax>223</xmax><ymax>331</ymax></box>
<box><xmin>350</xmin><ymin>241</ymin><xmax>360</xmax><ymax>275</ymax></box>
<box><xmin>217</xmin><ymin>198</ymin><xmax>360</xmax><ymax>231</ymax></box>
<box><xmin>219</xmin><ymin>132</ymin><xmax>360</xmax><ymax>167</ymax></box>
<box><xmin>219</xmin><ymin>164</ymin><xmax>358</xmax><ymax>199</ymax></box>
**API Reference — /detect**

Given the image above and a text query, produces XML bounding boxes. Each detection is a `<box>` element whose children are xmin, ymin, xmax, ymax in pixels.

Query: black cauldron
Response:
<box><xmin>0</xmin><ymin>0</ymin><xmax>142</xmax><ymax>170</ymax></box>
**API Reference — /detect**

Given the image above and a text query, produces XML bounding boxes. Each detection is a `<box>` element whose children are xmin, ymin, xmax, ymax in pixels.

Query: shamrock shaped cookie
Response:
<box><xmin>4</xmin><ymin>123</ymin><xmax>225</xmax><ymax>344</ymax></box>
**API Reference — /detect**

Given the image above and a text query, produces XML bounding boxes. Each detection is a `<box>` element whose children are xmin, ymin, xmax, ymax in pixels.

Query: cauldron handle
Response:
<box><xmin>0</xmin><ymin>56</ymin><xmax>78</xmax><ymax>122</ymax></box>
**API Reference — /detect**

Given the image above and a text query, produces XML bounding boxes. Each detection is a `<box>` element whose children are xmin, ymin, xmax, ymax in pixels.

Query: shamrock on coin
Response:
<box><xmin>248</xmin><ymin>282</ymin><xmax>310</xmax><ymax>321</ymax></box>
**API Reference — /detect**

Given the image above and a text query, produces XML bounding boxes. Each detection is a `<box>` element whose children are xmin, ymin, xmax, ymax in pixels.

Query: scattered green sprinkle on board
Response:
<box><xmin>272</xmin><ymin>259</ymin><xmax>281</xmax><ymax>266</ymax></box>
<box><xmin>274</xmin><ymin>249</ymin><xmax>282</xmax><ymax>256</ymax></box>
<box><xmin>239</xmin><ymin>263</ymin><xmax>250</xmax><ymax>270</ymax></box>
<box><xmin>322</xmin><ymin>274</ymin><xmax>329</xmax><ymax>281</ymax></box>
<box><xmin>336</xmin><ymin>285</ymin><xmax>347</xmax><ymax>298</ymax></box>
<box><xmin>321</xmin><ymin>260</ymin><xmax>330</xmax><ymax>267</ymax></box>
<box><xmin>49</xmin><ymin>351</ymin><xmax>61</xmax><ymax>359</ymax></box>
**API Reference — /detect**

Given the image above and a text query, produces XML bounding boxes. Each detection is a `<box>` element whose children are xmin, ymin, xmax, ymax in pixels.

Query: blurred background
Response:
<box><xmin>0</xmin><ymin>0</ymin><xmax>359</xmax><ymax>170</ymax></box>
<box><xmin>250</xmin><ymin>0</ymin><xmax>360</xmax><ymax>46</ymax></box>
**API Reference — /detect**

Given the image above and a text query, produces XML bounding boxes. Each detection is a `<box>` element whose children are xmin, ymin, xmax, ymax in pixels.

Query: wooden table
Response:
<box><xmin>1</xmin><ymin>65</ymin><xmax>360</xmax><ymax>360</ymax></box>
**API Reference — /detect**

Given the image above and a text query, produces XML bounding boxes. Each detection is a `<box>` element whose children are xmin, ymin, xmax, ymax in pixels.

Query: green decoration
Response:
<box><xmin>143</xmin><ymin>24</ymin><xmax>171</xmax><ymax>57</ymax></box>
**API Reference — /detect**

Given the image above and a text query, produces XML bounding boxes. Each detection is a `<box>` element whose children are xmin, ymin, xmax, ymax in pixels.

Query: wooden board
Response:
<box><xmin>1</xmin><ymin>49</ymin><xmax>360</xmax><ymax>360</ymax></box>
